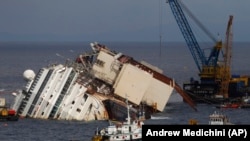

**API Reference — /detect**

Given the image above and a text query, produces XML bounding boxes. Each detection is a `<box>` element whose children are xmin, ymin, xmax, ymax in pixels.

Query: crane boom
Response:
<box><xmin>167</xmin><ymin>0</ymin><xmax>205</xmax><ymax>72</ymax></box>
<box><xmin>167</xmin><ymin>0</ymin><xmax>223</xmax><ymax>75</ymax></box>
<box><xmin>224</xmin><ymin>15</ymin><xmax>233</xmax><ymax>69</ymax></box>
<box><xmin>219</xmin><ymin>15</ymin><xmax>233</xmax><ymax>98</ymax></box>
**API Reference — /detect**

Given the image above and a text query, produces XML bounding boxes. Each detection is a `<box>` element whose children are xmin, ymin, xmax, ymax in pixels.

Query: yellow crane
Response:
<box><xmin>218</xmin><ymin>15</ymin><xmax>233</xmax><ymax>98</ymax></box>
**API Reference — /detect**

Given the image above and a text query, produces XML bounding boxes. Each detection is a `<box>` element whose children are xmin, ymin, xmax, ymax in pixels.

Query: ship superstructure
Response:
<box><xmin>12</xmin><ymin>42</ymin><xmax>195</xmax><ymax>121</ymax></box>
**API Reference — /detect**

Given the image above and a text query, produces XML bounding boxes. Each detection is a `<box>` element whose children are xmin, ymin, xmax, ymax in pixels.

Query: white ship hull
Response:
<box><xmin>12</xmin><ymin>42</ymin><xmax>195</xmax><ymax>121</ymax></box>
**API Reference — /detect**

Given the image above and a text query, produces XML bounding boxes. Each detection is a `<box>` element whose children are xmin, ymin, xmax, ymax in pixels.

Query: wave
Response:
<box><xmin>150</xmin><ymin>116</ymin><xmax>171</xmax><ymax>120</ymax></box>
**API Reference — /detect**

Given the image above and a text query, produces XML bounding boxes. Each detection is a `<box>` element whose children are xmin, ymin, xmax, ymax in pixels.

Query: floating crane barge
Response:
<box><xmin>167</xmin><ymin>0</ymin><xmax>250</xmax><ymax>104</ymax></box>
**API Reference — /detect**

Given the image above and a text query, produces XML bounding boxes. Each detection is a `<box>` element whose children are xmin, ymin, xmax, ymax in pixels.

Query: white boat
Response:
<box><xmin>11</xmin><ymin>42</ymin><xmax>195</xmax><ymax>121</ymax></box>
<box><xmin>92</xmin><ymin>99</ymin><xmax>143</xmax><ymax>141</ymax></box>
<box><xmin>209</xmin><ymin>111</ymin><xmax>233</xmax><ymax>125</ymax></box>
<box><xmin>188</xmin><ymin>111</ymin><xmax>233</xmax><ymax>125</ymax></box>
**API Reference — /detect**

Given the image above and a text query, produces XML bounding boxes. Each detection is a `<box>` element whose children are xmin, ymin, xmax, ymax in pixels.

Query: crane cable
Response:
<box><xmin>159</xmin><ymin>0</ymin><xmax>163</xmax><ymax>68</ymax></box>
<box><xmin>178</xmin><ymin>0</ymin><xmax>217</xmax><ymax>43</ymax></box>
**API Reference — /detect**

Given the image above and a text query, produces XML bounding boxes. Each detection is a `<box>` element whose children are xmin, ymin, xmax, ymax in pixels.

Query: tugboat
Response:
<box><xmin>209</xmin><ymin>111</ymin><xmax>233</xmax><ymax>125</ymax></box>
<box><xmin>0</xmin><ymin>98</ymin><xmax>18</xmax><ymax>121</ymax></box>
<box><xmin>92</xmin><ymin>98</ymin><xmax>143</xmax><ymax>141</ymax></box>
<box><xmin>189</xmin><ymin>111</ymin><xmax>233</xmax><ymax>125</ymax></box>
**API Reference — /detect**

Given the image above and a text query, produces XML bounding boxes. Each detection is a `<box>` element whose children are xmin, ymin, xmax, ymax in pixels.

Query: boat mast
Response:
<box><xmin>125</xmin><ymin>95</ymin><xmax>131</xmax><ymax>124</ymax></box>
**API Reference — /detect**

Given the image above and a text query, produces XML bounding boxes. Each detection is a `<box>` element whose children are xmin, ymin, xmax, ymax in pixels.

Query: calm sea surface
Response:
<box><xmin>0</xmin><ymin>41</ymin><xmax>250</xmax><ymax>141</ymax></box>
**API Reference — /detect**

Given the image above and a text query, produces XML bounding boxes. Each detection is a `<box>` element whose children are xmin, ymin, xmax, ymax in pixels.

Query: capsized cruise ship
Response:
<box><xmin>11</xmin><ymin>42</ymin><xmax>196</xmax><ymax>121</ymax></box>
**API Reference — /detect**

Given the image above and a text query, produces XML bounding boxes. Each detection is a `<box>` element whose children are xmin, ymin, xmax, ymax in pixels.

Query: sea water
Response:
<box><xmin>0</xmin><ymin>41</ymin><xmax>250</xmax><ymax>141</ymax></box>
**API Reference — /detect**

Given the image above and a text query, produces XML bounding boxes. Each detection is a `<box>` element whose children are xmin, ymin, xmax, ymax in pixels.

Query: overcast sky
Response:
<box><xmin>0</xmin><ymin>0</ymin><xmax>249</xmax><ymax>42</ymax></box>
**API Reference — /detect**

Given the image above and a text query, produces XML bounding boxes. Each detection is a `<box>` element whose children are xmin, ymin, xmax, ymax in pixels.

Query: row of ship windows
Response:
<box><xmin>38</xmin><ymin>94</ymin><xmax>90</xmax><ymax>116</ymax></box>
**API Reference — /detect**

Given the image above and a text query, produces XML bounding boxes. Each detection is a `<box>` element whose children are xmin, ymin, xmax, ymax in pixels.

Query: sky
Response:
<box><xmin>0</xmin><ymin>0</ymin><xmax>249</xmax><ymax>42</ymax></box>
